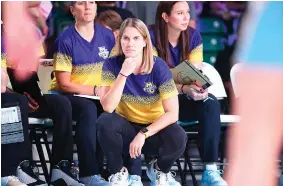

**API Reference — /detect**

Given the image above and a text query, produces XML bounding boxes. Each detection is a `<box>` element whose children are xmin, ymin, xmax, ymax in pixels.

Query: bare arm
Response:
<box><xmin>25</xmin><ymin>1</ymin><xmax>41</xmax><ymax>8</ymax></box>
<box><xmin>100</xmin><ymin>57</ymin><xmax>137</xmax><ymax>113</ymax></box>
<box><xmin>100</xmin><ymin>74</ymin><xmax>127</xmax><ymax>113</ymax></box>
<box><xmin>146</xmin><ymin>96</ymin><xmax>179</xmax><ymax>136</ymax></box>
<box><xmin>55</xmin><ymin>71</ymin><xmax>95</xmax><ymax>95</ymax></box>
<box><xmin>1</xmin><ymin>68</ymin><xmax>8</xmax><ymax>93</ymax></box>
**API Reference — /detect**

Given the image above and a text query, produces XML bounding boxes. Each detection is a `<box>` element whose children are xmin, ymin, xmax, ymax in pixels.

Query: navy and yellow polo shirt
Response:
<box><xmin>149</xmin><ymin>25</ymin><xmax>203</xmax><ymax>67</ymax></box>
<box><xmin>101</xmin><ymin>55</ymin><xmax>178</xmax><ymax>124</ymax></box>
<box><xmin>49</xmin><ymin>23</ymin><xmax>115</xmax><ymax>91</ymax></box>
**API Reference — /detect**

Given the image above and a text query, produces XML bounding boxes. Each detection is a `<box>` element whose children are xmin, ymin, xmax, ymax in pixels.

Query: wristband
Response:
<box><xmin>93</xmin><ymin>85</ymin><xmax>97</xmax><ymax>96</ymax></box>
<box><xmin>119</xmin><ymin>72</ymin><xmax>128</xmax><ymax>78</ymax></box>
<box><xmin>181</xmin><ymin>84</ymin><xmax>185</xmax><ymax>94</ymax></box>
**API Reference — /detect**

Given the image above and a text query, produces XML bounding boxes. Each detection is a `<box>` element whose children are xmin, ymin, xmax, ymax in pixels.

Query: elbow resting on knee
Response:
<box><xmin>102</xmin><ymin>105</ymin><xmax>115</xmax><ymax>113</ymax></box>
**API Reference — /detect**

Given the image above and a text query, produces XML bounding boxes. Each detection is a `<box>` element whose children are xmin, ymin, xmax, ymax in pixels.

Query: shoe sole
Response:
<box><xmin>51</xmin><ymin>169</ymin><xmax>84</xmax><ymax>186</ymax></box>
<box><xmin>201</xmin><ymin>183</ymin><xmax>227</xmax><ymax>186</ymax></box>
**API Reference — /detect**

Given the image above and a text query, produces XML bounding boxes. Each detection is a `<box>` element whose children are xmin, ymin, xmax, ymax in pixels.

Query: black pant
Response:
<box><xmin>178</xmin><ymin>93</ymin><xmax>221</xmax><ymax>162</ymax></box>
<box><xmin>97</xmin><ymin>112</ymin><xmax>187</xmax><ymax>175</ymax></box>
<box><xmin>1</xmin><ymin>93</ymin><xmax>32</xmax><ymax>177</ymax></box>
<box><xmin>63</xmin><ymin>95</ymin><xmax>104</xmax><ymax>177</ymax></box>
<box><xmin>29</xmin><ymin>94</ymin><xmax>73</xmax><ymax>167</ymax></box>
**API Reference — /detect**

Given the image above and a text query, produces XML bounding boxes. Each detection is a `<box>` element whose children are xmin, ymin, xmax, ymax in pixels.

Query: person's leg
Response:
<box><xmin>97</xmin><ymin>112</ymin><xmax>138</xmax><ymax>174</ymax></box>
<box><xmin>1</xmin><ymin>93</ymin><xmax>31</xmax><ymax>177</ymax></box>
<box><xmin>1</xmin><ymin>93</ymin><xmax>46</xmax><ymax>185</ymax></box>
<box><xmin>179</xmin><ymin>94</ymin><xmax>226</xmax><ymax>186</ymax></box>
<box><xmin>144</xmin><ymin>123</ymin><xmax>187</xmax><ymax>185</ymax></box>
<box><xmin>64</xmin><ymin>96</ymin><xmax>98</xmax><ymax>175</ymax></box>
<box><xmin>29</xmin><ymin>94</ymin><xmax>73</xmax><ymax>166</ymax></box>
<box><xmin>91</xmin><ymin>100</ymin><xmax>108</xmax><ymax>176</ymax></box>
<box><xmin>225</xmin><ymin>2</ymin><xmax>283</xmax><ymax>186</ymax></box>
<box><xmin>225</xmin><ymin>68</ymin><xmax>283</xmax><ymax>186</ymax></box>
<box><xmin>29</xmin><ymin>94</ymin><xmax>79</xmax><ymax>185</ymax></box>
<box><xmin>179</xmin><ymin>93</ymin><xmax>221</xmax><ymax>163</ymax></box>
<box><xmin>147</xmin><ymin>123</ymin><xmax>187</xmax><ymax>172</ymax></box>
<box><xmin>97</xmin><ymin>112</ymin><xmax>138</xmax><ymax>186</ymax></box>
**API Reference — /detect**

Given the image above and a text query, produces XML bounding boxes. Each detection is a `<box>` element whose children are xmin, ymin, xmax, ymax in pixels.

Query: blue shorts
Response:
<box><xmin>236</xmin><ymin>2</ymin><xmax>283</xmax><ymax>67</ymax></box>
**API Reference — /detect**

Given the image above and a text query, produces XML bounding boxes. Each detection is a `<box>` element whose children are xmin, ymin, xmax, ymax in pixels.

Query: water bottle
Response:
<box><xmin>70</xmin><ymin>160</ymin><xmax>80</xmax><ymax>180</ymax></box>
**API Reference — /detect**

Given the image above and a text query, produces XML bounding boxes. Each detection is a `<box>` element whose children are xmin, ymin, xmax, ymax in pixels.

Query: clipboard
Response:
<box><xmin>171</xmin><ymin>60</ymin><xmax>213</xmax><ymax>89</ymax></box>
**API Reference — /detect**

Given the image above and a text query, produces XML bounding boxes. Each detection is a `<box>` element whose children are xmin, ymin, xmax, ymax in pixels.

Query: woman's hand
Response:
<box><xmin>129</xmin><ymin>132</ymin><xmax>145</xmax><ymax>159</ymax></box>
<box><xmin>183</xmin><ymin>84</ymin><xmax>208</xmax><ymax>101</ymax></box>
<box><xmin>95</xmin><ymin>86</ymin><xmax>101</xmax><ymax>97</ymax></box>
<box><xmin>120</xmin><ymin>57</ymin><xmax>137</xmax><ymax>76</ymax></box>
<box><xmin>28</xmin><ymin>102</ymin><xmax>39</xmax><ymax>113</ymax></box>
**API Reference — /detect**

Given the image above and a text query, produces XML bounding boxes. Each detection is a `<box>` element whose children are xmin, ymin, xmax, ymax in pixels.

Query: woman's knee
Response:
<box><xmin>46</xmin><ymin>94</ymin><xmax>72</xmax><ymax>113</ymax></box>
<box><xmin>164</xmin><ymin>124</ymin><xmax>187</xmax><ymax>151</ymax></box>
<box><xmin>204</xmin><ymin>93</ymin><xmax>221</xmax><ymax>110</ymax></box>
<box><xmin>96</xmin><ymin>112</ymin><xmax>122</xmax><ymax>134</ymax></box>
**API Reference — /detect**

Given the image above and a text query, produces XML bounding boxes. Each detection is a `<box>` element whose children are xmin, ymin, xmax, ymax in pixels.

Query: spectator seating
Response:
<box><xmin>198</xmin><ymin>18</ymin><xmax>227</xmax><ymax>66</ymax></box>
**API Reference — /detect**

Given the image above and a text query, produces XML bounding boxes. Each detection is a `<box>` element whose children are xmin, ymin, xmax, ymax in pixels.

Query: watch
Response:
<box><xmin>140</xmin><ymin>128</ymin><xmax>150</xmax><ymax>139</ymax></box>
<box><xmin>93</xmin><ymin>85</ymin><xmax>97</xmax><ymax>96</ymax></box>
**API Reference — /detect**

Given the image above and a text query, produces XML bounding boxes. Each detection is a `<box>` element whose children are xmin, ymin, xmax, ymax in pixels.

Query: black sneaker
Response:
<box><xmin>16</xmin><ymin>160</ymin><xmax>47</xmax><ymax>186</ymax></box>
<box><xmin>50</xmin><ymin>160</ymin><xmax>84</xmax><ymax>186</ymax></box>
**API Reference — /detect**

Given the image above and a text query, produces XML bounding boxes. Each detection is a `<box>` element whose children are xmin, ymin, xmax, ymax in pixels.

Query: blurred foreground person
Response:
<box><xmin>225</xmin><ymin>2</ymin><xmax>283</xmax><ymax>186</ymax></box>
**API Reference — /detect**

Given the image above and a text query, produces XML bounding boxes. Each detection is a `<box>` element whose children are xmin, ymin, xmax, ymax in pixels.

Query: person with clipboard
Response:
<box><xmin>148</xmin><ymin>2</ymin><xmax>227</xmax><ymax>186</ymax></box>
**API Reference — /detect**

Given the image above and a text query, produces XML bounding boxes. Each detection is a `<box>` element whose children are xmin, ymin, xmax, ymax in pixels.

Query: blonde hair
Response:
<box><xmin>116</xmin><ymin>18</ymin><xmax>154</xmax><ymax>74</ymax></box>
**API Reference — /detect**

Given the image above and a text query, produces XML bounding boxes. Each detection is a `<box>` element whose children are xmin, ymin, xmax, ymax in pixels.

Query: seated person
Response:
<box><xmin>49</xmin><ymin>2</ymin><xmax>115</xmax><ymax>185</ymax></box>
<box><xmin>97</xmin><ymin>18</ymin><xmax>187</xmax><ymax>186</ymax></box>
<box><xmin>149</xmin><ymin>2</ymin><xmax>227</xmax><ymax>186</ymax></box>
<box><xmin>96</xmin><ymin>1</ymin><xmax>135</xmax><ymax>21</ymax></box>
<box><xmin>96</xmin><ymin>10</ymin><xmax>123</xmax><ymax>41</ymax></box>
<box><xmin>1</xmin><ymin>52</ymin><xmax>46</xmax><ymax>186</ymax></box>
<box><xmin>1</xmin><ymin>13</ymin><xmax>81</xmax><ymax>185</ymax></box>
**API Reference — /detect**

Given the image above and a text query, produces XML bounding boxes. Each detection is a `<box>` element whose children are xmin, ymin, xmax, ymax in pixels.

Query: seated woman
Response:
<box><xmin>49</xmin><ymin>1</ymin><xmax>115</xmax><ymax>186</ymax></box>
<box><xmin>97</xmin><ymin>18</ymin><xmax>187</xmax><ymax>186</ymax></box>
<box><xmin>148</xmin><ymin>1</ymin><xmax>227</xmax><ymax>186</ymax></box>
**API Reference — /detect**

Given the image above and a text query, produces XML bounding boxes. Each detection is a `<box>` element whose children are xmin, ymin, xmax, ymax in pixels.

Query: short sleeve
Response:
<box><xmin>188</xmin><ymin>28</ymin><xmax>203</xmax><ymax>62</ymax></box>
<box><xmin>101</xmin><ymin>58</ymin><xmax>117</xmax><ymax>86</ymax></box>
<box><xmin>1</xmin><ymin>52</ymin><xmax>7</xmax><ymax>68</ymax></box>
<box><xmin>155</xmin><ymin>58</ymin><xmax>179</xmax><ymax>100</ymax></box>
<box><xmin>53</xmin><ymin>39</ymin><xmax>73</xmax><ymax>72</ymax></box>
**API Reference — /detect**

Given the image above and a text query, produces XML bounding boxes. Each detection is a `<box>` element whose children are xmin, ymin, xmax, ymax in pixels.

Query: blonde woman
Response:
<box><xmin>97</xmin><ymin>18</ymin><xmax>187</xmax><ymax>186</ymax></box>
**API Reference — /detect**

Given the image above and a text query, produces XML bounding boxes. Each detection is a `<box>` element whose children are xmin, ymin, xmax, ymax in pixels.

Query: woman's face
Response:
<box><xmin>121</xmin><ymin>26</ymin><xmax>146</xmax><ymax>58</ymax></box>
<box><xmin>165</xmin><ymin>1</ymin><xmax>190</xmax><ymax>31</ymax></box>
<box><xmin>71</xmin><ymin>1</ymin><xmax>97</xmax><ymax>23</ymax></box>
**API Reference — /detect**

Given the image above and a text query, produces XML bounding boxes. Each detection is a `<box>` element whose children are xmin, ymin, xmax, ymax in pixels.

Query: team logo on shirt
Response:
<box><xmin>98</xmin><ymin>46</ymin><xmax>109</xmax><ymax>59</ymax></box>
<box><xmin>143</xmin><ymin>82</ymin><xmax>157</xmax><ymax>94</ymax></box>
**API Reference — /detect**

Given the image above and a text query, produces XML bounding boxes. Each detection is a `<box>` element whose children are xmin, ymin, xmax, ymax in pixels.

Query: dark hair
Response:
<box><xmin>154</xmin><ymin>1</ymin><xmax>190</xmax><ymax>68</ymax></box>
<box><xmin>70</xmin><ymin>1</ymin><xmax>76</xmax><ymax>6</ymax></box>
<box><xmin>96</xmin><ymin>10</ymin><xmax>122</xmax><ymax>31</ymax></box>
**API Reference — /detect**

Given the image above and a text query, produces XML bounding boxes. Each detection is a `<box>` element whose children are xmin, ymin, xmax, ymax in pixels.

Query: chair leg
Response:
<box><xmin>185</xmin><ymin>143</ymin><xmax>199</xmax><ymax>186</ymax></box>
<box><xmin>33</xmin><ymin>130</ymin><xmax>50</xmax><ymax>182</ymax></box>
<box><xmin>41</xmin><ymin>129</ymin><xmax>52</xmax><ymax>161</ymax></box>
<box><xmin>219</xmin><ymin>130</ymin><xmax>226</xmax><ymax>170</ymax></box>
<box><xmin>176</xmin><ymin>158</ymin><xmax>187</xmax><ymax>186</ymax></box>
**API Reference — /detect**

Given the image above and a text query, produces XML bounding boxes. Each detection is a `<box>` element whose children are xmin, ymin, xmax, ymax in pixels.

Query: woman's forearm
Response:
<box><xmin>58</xmin><ymin>82</ymin><xmax>94</xmax><ymax>95</ymax></box>
<box><xmin>146</xmin><ymin>111</ymin><xmax>178</xmax><ymax>136</ymax></box>
<box><xmin>100</xmin><ymin>74</ymin><xmax>127</xmax><ymax>113</ymax></box>
<box><xmin>176</xmin><ymin>84</ymin><xmax>184</xmax><ymax>94</ymax></box>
